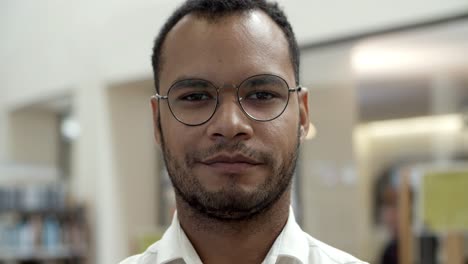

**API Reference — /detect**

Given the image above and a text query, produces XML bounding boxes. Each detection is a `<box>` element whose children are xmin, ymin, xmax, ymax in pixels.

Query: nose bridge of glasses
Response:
<box><xmin>216</xmin><ymin>83</ymin><xmax>241</xmax><ymax>102</ymax></box>
<box><xmin>211</xmin><ymin>83</ymin><xmax>247</xmax><ymax>118</ymax></box>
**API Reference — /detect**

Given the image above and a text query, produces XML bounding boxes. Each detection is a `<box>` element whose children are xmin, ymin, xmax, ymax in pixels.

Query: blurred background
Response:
<box><xmin>1</xmin><ymin>1</ymin><xmax>468</xmax><ymax>263</ymax></box>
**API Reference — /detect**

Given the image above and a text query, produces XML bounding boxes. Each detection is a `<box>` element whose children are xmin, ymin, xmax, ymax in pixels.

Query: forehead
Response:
<box><xmin>159</xmin><ymin>10</ymin><xmax>294</xmax><ymax>93</ymax></box>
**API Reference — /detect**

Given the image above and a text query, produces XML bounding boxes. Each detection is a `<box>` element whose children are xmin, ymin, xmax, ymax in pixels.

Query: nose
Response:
<box><xmin>206</xmin><ymin>94</ymin><xmax>253</xmax><ymax>142</ymax></box>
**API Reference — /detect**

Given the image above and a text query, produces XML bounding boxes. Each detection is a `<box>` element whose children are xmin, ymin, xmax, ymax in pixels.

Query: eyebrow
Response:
<box><xmin>247</xmin><ymin>76</ymin><xmax>279</xmax><ymax>86</ymax></box>
<box><xmin>172</xmin><ymin>78</ymin><xmax>212</xmax><ymax>89</ymax></box>
<box><xmin>171</xmin><ymin>75</ymin><xmax>206</xmax><ymax>84</ymax></box>
<box><xmin>170</xmin><ymin>72</ymin><xmax>288</xmax><ymax>88</ymax></box>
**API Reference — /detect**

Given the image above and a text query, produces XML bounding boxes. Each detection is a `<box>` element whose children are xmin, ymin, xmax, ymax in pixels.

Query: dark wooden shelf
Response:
<box><xmin>0</xmin><ymin>207</ymin><xmax>86</xmax><ymax>218</ymax></box>
<box><xmin>0</xmin><ymin>246</ymin><xmax>86</xmax><ymax>261</ymax></box>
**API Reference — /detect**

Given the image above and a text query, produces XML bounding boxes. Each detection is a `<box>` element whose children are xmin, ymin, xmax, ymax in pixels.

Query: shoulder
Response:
<box><xmin>119</xmin><ymin>242</ymin><xmax>161</xmax><ymax>264</ymax></box>
<box><xmin>305</xmin><ymin>233</ymin><xmax>369</xmax><ymax>264</ymax></box>
<box><xmin>119</xmin><ymin>254</ymin><xmax>141</xmax><ymax>264</ymax></box>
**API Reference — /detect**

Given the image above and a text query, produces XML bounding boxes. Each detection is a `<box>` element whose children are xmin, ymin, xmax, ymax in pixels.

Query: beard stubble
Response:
<box><xmin>159</xmin><ymin>123</ymin><xmax>300</xmax><ymax>221</ymax></box>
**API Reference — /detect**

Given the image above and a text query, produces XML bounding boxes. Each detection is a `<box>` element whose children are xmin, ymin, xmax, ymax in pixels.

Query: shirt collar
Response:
<box><xmin>147</xmin><ymin>211</ymin><xmax>202</xmax><ymax>264</ymax></box>
<box><xmin>149</xmin><ymin>207</ymin><xmax>308</xmax><ymax>264</ymax></box>
<box><xmin>264</xmin><ymin>207</ymin><xmax>309</xmax><ymax>264</ymax></box>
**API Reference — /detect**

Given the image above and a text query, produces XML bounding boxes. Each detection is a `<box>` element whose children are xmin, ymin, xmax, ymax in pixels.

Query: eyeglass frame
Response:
<box><xmin>153</xmin><ymin>73</ymin><xmax>302</xmax><ymax>126</ymax></box>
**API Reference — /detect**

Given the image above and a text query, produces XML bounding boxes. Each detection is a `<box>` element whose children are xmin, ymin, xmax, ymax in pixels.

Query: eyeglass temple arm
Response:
<box><xmin>289</xmin><ymin>86</ymin><xmax>303</xmax><ymax>92</ymax></box>
<box><xmin>153</xmin><ymin>94</ymin><xmax>168</xmax><ymax>100</ymax></box>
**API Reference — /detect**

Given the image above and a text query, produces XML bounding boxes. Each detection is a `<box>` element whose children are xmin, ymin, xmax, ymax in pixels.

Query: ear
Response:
<box><xmin>150</xmin><ymin>95</ymin><xmax>162</xmax><ymax>146</ymax></box>
<box><xmin>298</xmin><ymin>87</ymin><xmax>310</xmax><ymax>142</ymax></box>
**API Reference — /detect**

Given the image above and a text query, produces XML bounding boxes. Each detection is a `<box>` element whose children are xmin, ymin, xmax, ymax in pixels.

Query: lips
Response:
<box><xmin>199</xmin><ymin>153</ymin><xmax>262</xmax><ymax>174</ymax></box>
<box><xmin>201</xmin><ymin>153</ymin><xmax>261</xmax><ymax>165</ymax></box>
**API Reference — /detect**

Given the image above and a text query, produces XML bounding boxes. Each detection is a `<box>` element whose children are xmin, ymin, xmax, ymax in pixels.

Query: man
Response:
<box><xmin>121</xmin><ymin>0</ymin><xmax>367</xmax><ymax>263</ymax></box>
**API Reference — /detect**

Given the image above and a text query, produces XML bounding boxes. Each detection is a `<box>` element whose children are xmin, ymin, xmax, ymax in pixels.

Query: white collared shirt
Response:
<box><xmin>120</xmin><ymin>208</ymin><xmax>368</xmax><ymax>264</ymax></box>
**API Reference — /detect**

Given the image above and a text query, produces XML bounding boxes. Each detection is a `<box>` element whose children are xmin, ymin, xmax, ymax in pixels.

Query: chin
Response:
<box><xmin>204</xmin><ymin>180</ymin><xmax>266</xmax><ymax>197</ymax></box>
<box><xmin>198</xmin><ymin>171</ymin><xmax>267</xmax><ymax>191</ymax></box>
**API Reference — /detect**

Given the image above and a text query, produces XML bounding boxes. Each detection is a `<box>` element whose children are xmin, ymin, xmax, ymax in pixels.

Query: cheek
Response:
<box><xmin>256</xmin><ymin>107</ymin><xmax>299</xmax><ymax>154</ymax></box>
<box><xmin>277</xmin><ymin>103</ymin><xmax>300</xmax><ymax>137</ymax></box>
<box><xmin>160</xmin><ymin>107</ymin><xmax>199</xmax><ymax>154</ymax></box>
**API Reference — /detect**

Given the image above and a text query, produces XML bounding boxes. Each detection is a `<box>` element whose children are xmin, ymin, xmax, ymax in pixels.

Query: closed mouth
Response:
<box><xmin>200</xmin><ymin>153</ymin><xmax>262</xmax><ymax>166</ymax></box>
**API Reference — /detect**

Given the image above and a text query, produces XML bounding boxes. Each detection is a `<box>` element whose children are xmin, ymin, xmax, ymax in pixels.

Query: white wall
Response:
<box><xmin>107</xmin><ymin>80</ymin><xmax>160</xmax><ymax>256</ymax></box>
<box><xmin>8</xmin><ymin>107</ymin><xmax>60</xmax><ymax>166</ymax></box>
<box><xmin>281</xmin><ymin>0</ymin><xmax>468</xmax><ymax>44</ymax></box>
<box><xmin>299</xmin><ymin>44</ymin><xmax>373</xmax><ymax>258</ymax></box>
<box><xmin>2</xmin><ymin>0</ymin><xmax>467</xmax><ymax>107</ymax></box>
<box><xmin>300</xmin><ymin>83</ymin><xmax>363</xmax><ymax>255</ymax></box>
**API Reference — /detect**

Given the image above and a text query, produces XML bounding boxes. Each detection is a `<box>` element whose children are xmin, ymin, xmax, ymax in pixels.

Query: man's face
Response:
<box><xmin>152</xmin><ymin>10</ymin><xmax>309</xmax><ymax>220</ymax></box>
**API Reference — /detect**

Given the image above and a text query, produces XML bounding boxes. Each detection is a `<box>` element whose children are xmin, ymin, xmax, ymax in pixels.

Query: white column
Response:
<box><xmin>73</xmin><ymin>80</ymin><xmax>128</xmax><ymax>264</ymax></box>
<box><xmin>430</xmin><ymin>73</ymin><xmax>462</xmax><ymax>164</ymax></box>
<box><xmin>300</xmin><ymin>44</ymin><xmax>369</xmax><ymax>258</ymax></box>
<box><xmin>0</xmin><ymin>102</ymin><xmax>7</xmax><ymax>163</ymax></box>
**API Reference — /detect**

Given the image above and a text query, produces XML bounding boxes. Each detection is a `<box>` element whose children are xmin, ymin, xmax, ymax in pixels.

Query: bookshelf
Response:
<box><xmin>0</xmin><ymin>164</ymin><xmax>88</xmax><ymax>264</ymax></box>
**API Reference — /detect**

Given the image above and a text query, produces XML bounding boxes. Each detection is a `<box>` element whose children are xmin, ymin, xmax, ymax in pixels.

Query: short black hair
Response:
<box><xmin>151</xmin><ymin>0</ymin><xmax>300</xmax><ymax>93</ymax></box>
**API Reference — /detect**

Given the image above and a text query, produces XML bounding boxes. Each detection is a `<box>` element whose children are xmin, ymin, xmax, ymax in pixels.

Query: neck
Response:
<box><xmin>176</xmin><ymin>189</ymin><xmax>291</xmax><ymax>264</ymax></box>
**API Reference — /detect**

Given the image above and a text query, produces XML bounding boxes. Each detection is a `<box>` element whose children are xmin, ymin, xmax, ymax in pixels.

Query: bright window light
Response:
<box><xmin>61</xmin><ymin>116</ymin><xmax>80</xmax><ymax>141</ymax></box>
<box><xmin>306</xmin><ymin>122</ymin><xmax>317</xmax><ymax>140</ymax></box>
<box><xmin>351</xmin><ymin>46</ymin><xmax>427</xmax><ymax>75</ymax></box>
<box><xmin>361</xmin><ymin>114</ymin><xmax>463</xmax><ymax>138</ymax></box>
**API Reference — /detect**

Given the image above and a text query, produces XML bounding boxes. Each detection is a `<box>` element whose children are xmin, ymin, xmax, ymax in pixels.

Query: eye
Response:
<box><xmin>245</xmin><ymin>91</ymin><xmax>277</xmax><ymax>100</ymax></box>
<box><xmin>180</xmin><ymin>92</ymin><xmax>212</xmax><ymax>101</ymax></box>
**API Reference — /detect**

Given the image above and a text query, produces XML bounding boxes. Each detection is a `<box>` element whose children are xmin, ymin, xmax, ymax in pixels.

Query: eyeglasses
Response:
<box><xmin>154</xmin><ymin>74</ymin><xmax>301</xmax><ymax>126</ymax></box>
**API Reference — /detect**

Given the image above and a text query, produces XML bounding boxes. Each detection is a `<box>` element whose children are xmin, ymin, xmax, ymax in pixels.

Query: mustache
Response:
<box><xmin>185</xmin><ymin>141</ymin><xmax>274</xmax><ymax>168</ymax></box>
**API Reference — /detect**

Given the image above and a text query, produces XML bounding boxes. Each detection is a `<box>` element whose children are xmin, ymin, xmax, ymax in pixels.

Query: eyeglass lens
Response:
<box><xmin>167</xmin><ymin>75</ymin><xmax>290</xmax><ymax>125</ymax></box>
